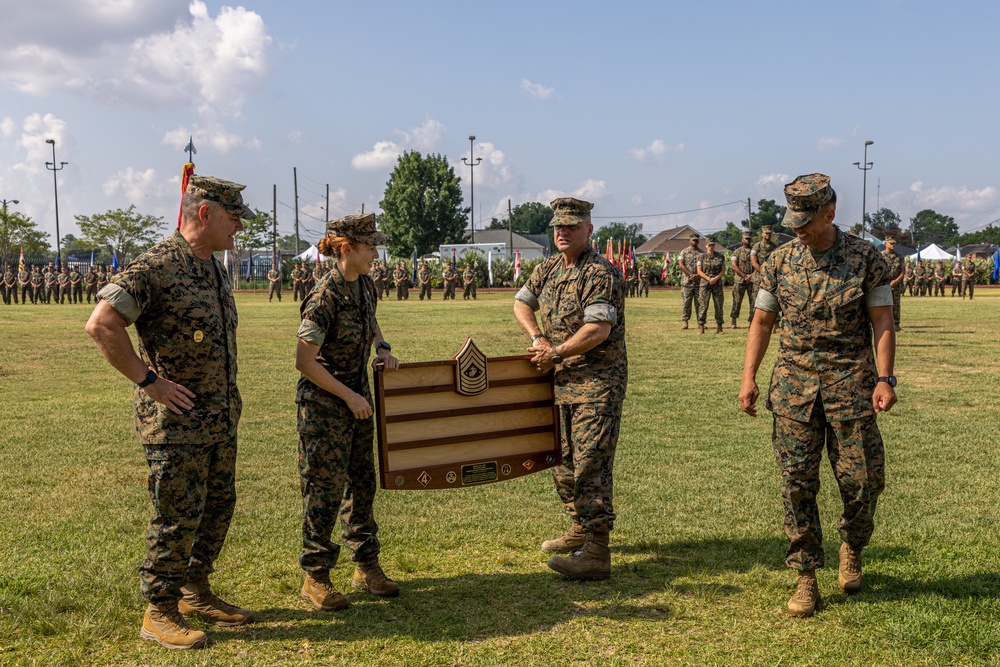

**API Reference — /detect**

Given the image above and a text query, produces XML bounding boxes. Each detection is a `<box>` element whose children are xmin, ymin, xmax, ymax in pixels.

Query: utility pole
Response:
<box><xmin>747</xmin><ymin>198</ymin><xmax>752</xmax><ymax>229</ymax></box>
<box><xmin>462</xmin><ymin>135</ymin><xmax>482</xmax><ymax>244</ymax></box>
<box><xmin>508</xmin><ymin>199</ymin><xmax>514</xmax><ymax>259</ymax></box>
<box><xmin>325</xmin><ymin>184</ymin><xmax>330</xmax><ymax>222</ymax></box>
<box><xmin>294</xmin><ymin>167</ymin><xmax>300</xmax><ymax>255</ymax></box>
<box><xmin>272</xmin><ymin>184</ymin><xmax>278</xmax><ymax>265</ymax></box>
<box><xmin>44</xmin><ymin>139</ymin><xmax>68</xmax><ymax>267</ymax></box>
<box><xmin>853</xmin><ymin>140</ymin><xmax>874</xmax><ymax>240</ymax></box>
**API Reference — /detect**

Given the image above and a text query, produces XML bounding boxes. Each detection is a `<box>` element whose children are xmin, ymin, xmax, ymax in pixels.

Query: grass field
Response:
<box><xmin>2</xmin><ymin>287</ymin><xmax>1000</xmax><ymax>666</ymax></box>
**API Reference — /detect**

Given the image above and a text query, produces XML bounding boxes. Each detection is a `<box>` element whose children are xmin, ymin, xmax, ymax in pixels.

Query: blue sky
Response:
<box><xmin>2</xmin><ymin>0</ymin><xmax>999</xmax><ymax>247</ymax></box>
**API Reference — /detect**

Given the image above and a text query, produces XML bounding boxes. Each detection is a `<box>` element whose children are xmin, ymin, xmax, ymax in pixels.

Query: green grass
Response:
<box><xmin>2</xmin><ymin>288</ymin><xmax>1000</xmax><ymax>666</ymax></box>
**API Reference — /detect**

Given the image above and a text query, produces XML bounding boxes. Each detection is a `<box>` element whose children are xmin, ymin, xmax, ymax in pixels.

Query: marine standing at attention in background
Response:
<box><xmin>739</xmin><ymin>173</ymin><xmax>896</xmax><ymax>618</ymax></box>
<box><xmin>696</xmin><ymin>236</ymin><xmax>726</xmax><ymax>334</ymax></box>
<box><xmin>881</xmin><ymin>237</ymin><xmax>905</xmax><ymax>332</ymax></box>
<box><xmin>730</xmin><ymin>231</ymin><xmax>754</xmax><ymax>328</ymax></box>
<box><xmin>514</xmin><ymin>197</ymin><xmax>628</xmax><ymax>581</ymax></box>
<box><xmin>678</xmin><ymin>232</ymin><xmax>701</xmax><ymax>329</ymax></box>
<box><xmin>86</xmin><ymin>174</ymin><xmax>256</xmax><ymax>650</ymax></box>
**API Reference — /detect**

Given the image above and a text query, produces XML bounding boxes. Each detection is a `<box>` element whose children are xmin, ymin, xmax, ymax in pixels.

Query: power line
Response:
<box><xmin>592</xmin><ymin>199</ymin><xmax>747</xmax><ymax>220</ymax></box>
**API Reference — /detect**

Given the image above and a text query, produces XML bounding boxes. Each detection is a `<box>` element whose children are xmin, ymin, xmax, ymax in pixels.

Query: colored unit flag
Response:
<box><xmin>112</xmin><ymin>249</ymin><xmax>119</xmax><ymax>271</ymax></box>
<box><xmin>661</xmin><ymin>252</ymin><xmax>670</xmax><ymax>280</ymax></box>
<box><xmin>89</xmin><ymin>249</ymin><xmax>94</xmax><ymax>267</ymax></box>
<box><xmin>178</xmin><ymin>163</ymin><xmax>195</xmax><ymax>229</ymax></box>
<box><xmin>488</xmin><ymin>250</ymin><xmax>494</xmax><ymax>286</ymax></box>
<box><xmin>630</xmin><ymin>244</ymin><xmax>637</xmax><ymax>270</ymax></box>
<box><xmin>993</xmin><ymin>249</ymin><xmax>1000</xmax><ymax>282</ymax></box>
<box><xmin>246</xmin><ymin>249</ymin><xmax>254</xmax><ymax>281</ymax></box>
<box><xmin>451</xmin><ymin>247</ymin><xmax>456</xmax><ymax>266</ymax></box>
<box><xmin>411</xmin><ymin>248</ymin><xmax>418</xmax><ymax>283</ymax></box>
<box><xmin>605</xmin><ymin>239</ymin><xmax>613</xmax><ymax>264</ymax></box>
<box><xmin>514</xmin><ymin>250</ymin><xmax>521</xmax><ymax>282</ymax></box>
<box><xmin>18</xmin><ymin>248</ymin><xmax>24</xmax><ymax>273</ymax></box>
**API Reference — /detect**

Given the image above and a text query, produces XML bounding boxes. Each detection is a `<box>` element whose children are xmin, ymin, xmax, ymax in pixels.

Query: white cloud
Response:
<box><xmin>287</xmin><ymin>130</ymin><xmax>303</xmax><ymax>145</ymax></box>
<box><xmin>102</xmin><ymin>167</ymin><xmax>169</xmax><ymax>202</ymax></box>
<box><xmin>520</xmin><ymin>79</ymin><xmax>554</xmax><ymax>99</ymax></box>
<box><xmin>0</xmin><ymin>1</ymin><xmax>274</xmax><ymax>119</ymax></box>
<box><xmin>0</xmin><ymin>117</ymin><xmax>15</xmax><ymax>139</ymax></box>
<box><xmin>757</xmin><ymin>173</ymin><xmax>790</xmax><ymax>187</ymax></box>
<box><xmin>535</xmin><ymin>180</ymin><xmax>609</xmax><ymax>205</ymax></box>
<box><xmin>628</xmin><ymin>139</ymin><xmax>684</xmax><ymax>162</ymax></box>
<box><xmin>162</xmin><ymin>124</ymin><xmax>260</xmax><ymax>154</ymax></box>
<box><xmin>907</xmin><ymin>182</ymin><xmax>998</xmax><ymax>212</ymax></box>
<box><xmin>816</xmin><ymin>137</ymin><xmax>842</xmax><ymax>150</ymax></box>
<box><xmin>352</xmin><ymin>119</ymin><xmax>445</xmax><ymax>171</ymax></box>
<box><xmin>461</xmin><ymin>141</ymin><xmax>514</xmax><ymax>190</ymax></box>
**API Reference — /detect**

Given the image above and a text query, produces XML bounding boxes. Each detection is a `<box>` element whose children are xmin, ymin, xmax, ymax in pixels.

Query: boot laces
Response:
<box><xmin>843</xmin><ymin>546</ymin><xmax>862</xmax><ymax>575</ymax></box>
<box><xmin>794</xmin><ymin>575</ymin><xmax>817</xmax><ymax>602</ymax></box>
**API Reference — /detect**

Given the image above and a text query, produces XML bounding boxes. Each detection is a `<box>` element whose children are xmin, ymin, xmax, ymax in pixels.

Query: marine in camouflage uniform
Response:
<box><xmin>730</xmin><ymin>231</ymin><xmax>754</xmax><ymax>327</ymax></box>
<box><xmin>881</xmin><ymin>238</ymin><xmax>905</xmax><ymax>331</ymax></box>
<box><xmin>17</xmin><ymin>265</ymin><xmax>31</xmax><ymax>304</ymax></box>
<box><xmin>913</xmin><ymin>260</ymin><xmax>927</xmax><ymax>296</ymax></box>
<box><xmin>56</xmin><ymin>267</ymin><xmax>70</xmax><ymax>304</ymax></box>
<box><xmin>97</xmin><ymin>265</ymin><xmax>108</xmax><ymax>293</ymax></box>
<box><xmin>291</xmin><ymin>263</ymin><xmax>304</xmax><ymax>301</ymax></box>
<box><xmin>638</xmin><ymin>266</ymin><xmax>650</xmax><ymax>297</ymax></box>
<box><xmin>442</xmin><ymin>263</ymin><xmax>458</xmax><ymax>300</ymax></box>
<box><xmin>30</xmin><ymin>266</ymin><xmax>44</xmax><ymax>304</ymax></box>
<box><xmin>932</xmin><ymin>261</ymin><xmax>947</xmax><ymax>297</ymax></box>
<box><xmin>417</xmin><ymin>260</ymin><xmax>432</xmax><ymax>300</ymax></box>
<box><xmin>87</xmin><ymin>174</ymin><xmax>255</xmax><ymax>648</ymax></box>
<box><xmin>296</xmin><ymin>214</ymin><xmax>400</xmax><ymax>610</ymax></box>
<box><xmin>962</xmin><ymin>257</ymin><xmax>976</xmax><ymax>299</ymax></box>
<box><xmin>739</xmin><ymin>174</ymin><xmax>896</xmax><ymax>617</ymax></box>
<box><xmin>626</xmin><ymin>267</ymin><xmax>639</xmax><ymax>297</ymax></box>
<box><xmin>951</xmin><ymin>262</ymin><xmax>963</xmax><ymax>297</ymax></box>
<box><xmin>750</xmin><ymin>225</ymin><xmax>778</xmax><ymax>321</ymax></box>
<box><xmin>43</xmin><ymin>266</ymin><xmax>58</xmax><ymax>304</ymax></box>
<box><xmin>903</xmin><ymin>262</ymin><xmax>914</xmax><ymax>296</ymax></box>
<box><xmin>462</xmin><ymin>265</ymin><xmax>477</xmax><ymax>300</ymax></box>
<box><xmin>678</xmin><ymin>233</ymin><xmax>702</xmax><ymax>328</ymax></box>
<box><xmin>1</xmin><ymin>266</ymin><xmax>13</xmax><ymax>304</ymax></box>
<box><xmin>268</xmin><ymin>266</ymin><xmax>282</xmax><ymax>302</ymax></box>
<box><xmin>393</xmin><ymin>261</ymin><xmax>409</xmax><ymax>300</ymax></box>
<box><xmin>371</xmin><ymin>260</ymin><xmax>385</xmax><ymax>299</ymax></box>
<box><xmin>515</xmin><ymin>197</ymin><xmax>628</xmax><ymax>581</ymax></box>
<box><xmin>696</xmin><ymin>236</ymin><xmax>726</xmax><ymax>333</ymax></box>
<box><xmin>84</xmin><ymin>266</ymin><xmax>99</xmax><ymax>303</ymax></box>
<box><xmin>69</xmin><ymin>266</ymin><xmax>83</xmax><ymax>303</ymax></box>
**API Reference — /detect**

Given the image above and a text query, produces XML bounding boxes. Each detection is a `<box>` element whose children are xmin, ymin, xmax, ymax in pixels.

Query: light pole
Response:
<box><xmin>45</xmin><ymin>139</ymin><xmax>68</xmax><ymax>267</ymax></box>
<box><xmin>462</xmin><ymin>135</ymin><xmax>481</xmax><ymax>243</ymax></box>
<box><xmin>853</xmin><ymin>140</ymin><xmax>874</xmax><ymax>241</ymax></box>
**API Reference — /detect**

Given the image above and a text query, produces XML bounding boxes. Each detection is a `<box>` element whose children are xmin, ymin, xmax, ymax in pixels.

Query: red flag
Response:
<box><xmin>514</xmin><ymin>250</ymin><xmax>522</xmax><ymax>281</ymax></box>
<box><xmin>178</xmin><ymin>162</ymin><xmax>195</xmax><ymax>228</ymax></box>
<box><xmin>661</xmin><ymin>252</ymin><xmax>670</xmax><ymax>280</ymax></box>
<box><xmin>18</xmin><ymin>248</ymin><xmax>24</xmax><ymax>273</ymax></box>
<box><xmin>605</xmin><ymin>239</ymin><xmax>613</xmax><ymax>263</ymax></box>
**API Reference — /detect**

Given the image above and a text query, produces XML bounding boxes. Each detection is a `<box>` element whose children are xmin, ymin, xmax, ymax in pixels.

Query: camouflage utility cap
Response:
<box><xmin>782</xmin><ymin>173</ymin><xmax>833</xmax><ymax>229</ymax></box>
<box><xmin>742</xmin><ymin>231</ymin><xmax>752</xmax><ymax>239</ymax></box>
<box><xmin>550</xmin><ymin>197</ymin><xmax>594</xmax><ymax>227</ymax></box>
<box><xmin>326</xmin><ymin>213</ymin><xmax>390</xmax><ymax>246</ymax></box>
<box><xmin>706</xmin><ymin>235</ymin><xmax>717</xmax><ymax>244</ymax></box>
<box><xmin>187</xmin><ymin>175</ymin><xmax>254</xmax><ymax>219</ymax></box>
<box><xmin>688</xmin><ymin>231</ymin><xmax>701</xmax><ymax>239</ymax></box>
<box><xmin>885</xmin><ymin>237</ymin><xmax>896</xmax><ymax>246</ymax></box>
<box><xmin>762</xmin><ymin>225</ymin><xmax>773</xmax><ymax>234</ymax></box>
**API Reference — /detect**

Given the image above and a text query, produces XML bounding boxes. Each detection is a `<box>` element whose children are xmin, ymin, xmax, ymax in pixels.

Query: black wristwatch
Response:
<box><xmin>137</xmin><ymin>369</ymin><xmax>158</xmax><ymax>388</ymax></box>
<box><xmin>530</xmin><ymin>333</ymin><xmax>547</xmax><ymax>344</ymax></box>
<box><xmin>376</xmin><ymin>341</ymin><xmax>391</xmax><ymax>353</ymax></box>
<box><xmin>550</xmin><ymin>352</ymin><xmax>563</xmax><ymax>365</ymax></box>
<box><xmin>877</xmin><ymin>375</ymin><xmax>897</xmax><ymax>388</ymax></box>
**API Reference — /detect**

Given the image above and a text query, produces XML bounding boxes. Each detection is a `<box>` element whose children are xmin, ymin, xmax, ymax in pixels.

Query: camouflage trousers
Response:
<box><xmin>397</xmin><ymin>284</ymin><xmax>409</xmax><ymax>300</ymax></box>
<box><xmin>463</xmin><ymin>283</ymin><xmax>476</xmax><ymax>300</ymax></box>
<box><xmin>419</xmin><ymin>283</ymin><xmax>432</xmax><ymax>300</ymax></box>
<box><xmin>297</xmin><ymin>399</ymin><xmax>381</xmax><ymax>573</ymax></box>
<box><xmin>269</xmin><ymin>283</ymin><xmax>282</xmax><ymax>301</ymax></box>
<box><xmin>680</xmin><ymin>282</ymin><xmax>699</xmax><ymax>322</ymax></box>
<box><xmin>443</xmin><ymin>283</ymin><xmax>456</xmax><ymax>300</ymax></box>
<box><xmin>140</xmin><ymin>439</ymin><xmax>238</xmax><ymax>604</ymax></box>
<box><xmin>773</xmin><ymin>400</ymin><xmax>884</xmax><ymax>571</ymax></box>
<box><xmin>552</xmin><ymin>402</ymin><xmax>621</xmax><ymax>534</ymax></box>
<box><xmin>730</xmin><ymin>282</ymin><xmax>751</xmax><ymax>320</ymax></box>
<box><xmin>964</xmin><ymin>279</ymin><xmax>974</xmax><ymax>299</ymax></box>
<box><xmin>697</xmin><ymin>281</ymin><xmax>724</xmax><ymax>326</ymax></box>
<box><xmin>639</xmin><ymin>280</ymin><xmax>649</xmax><ymax>297</ymax></box>
<box><xmin>952</xmin><ymin>280</ymin><xmax>963</xmax><ymax>297</ymax></box>
<box><xmin>0</xmin><ymin>284</ymin><xmax>7</xmax><ymax>304</ymax></box>
<box><xmin>891</xmin><ymin>288</ymin><xmax>902</xmax><ymax>327</ymax></box>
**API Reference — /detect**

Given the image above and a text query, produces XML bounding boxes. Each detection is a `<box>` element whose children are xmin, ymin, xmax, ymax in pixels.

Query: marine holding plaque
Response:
<box><xmin>513</xmin><ymin>197</ymin><xmax>628</xmax><ymax>581</ymax></box>
<box><xmin>294</xmin><ymin>213</ymin><xmax>402</xmax><ymax>612</ymax></box>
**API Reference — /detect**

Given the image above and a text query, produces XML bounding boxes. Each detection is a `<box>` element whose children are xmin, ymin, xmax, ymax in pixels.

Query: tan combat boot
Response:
<box><xmin>681</xmin><ymin>321</ymin><xmax>689</xmax><ymax>330</ymax></box>
<box><xmin>787</xmin><ymin>570</ymin><xmax>820</xmax><ymax>617</ymax></box>
<box><xmin>698</xmin><ymin>324</ymin><xmax>705</xmax><ymax>334</ymax></box>
<box><xmin>301</xmin><ymin>571</ymin><xmax>350</xmax><ymax>611</ymax></box>
<box><xmin>540</xmin><ymin>522</ymin><xmax>586</xmax><ymax>554</ymax></box>
<box><xmin>838</xmin><ymin>542</ymin><xmax>863</xmax><ymax>594</ymax></box>
<box><xmin>547</xmin><ymin>531</ymin><xmax>610</xmax><ymax>580</ymax></box>
<box><xmin>179</xmin><ymin>577</ymin><xmax>253</xmax><ymax>626</ymax></box>
<box><xmin>716</xmin><ymin>324</ymin><xmax>723</xmax><ymax>334</ymax></box>
<box><xmin>140</xmin><ymin>602</ymin><xmax>208</xmax><ymax>650</ymax></box>
<box><xmin>352</xmin><ymin>558</ymin><xmax>400</xmax><ymax>597</ymax></box>
<box><xmin>731</xmin><ymin>317</ymin><xmax>738</xmax><ymax>329</ymax></box>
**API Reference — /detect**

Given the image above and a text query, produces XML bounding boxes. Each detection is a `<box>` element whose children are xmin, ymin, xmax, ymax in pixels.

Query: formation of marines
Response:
<box><xmin>1</xmin><ymin>262</ymin><xmax>117</xmax><ymax>304</ymax></box>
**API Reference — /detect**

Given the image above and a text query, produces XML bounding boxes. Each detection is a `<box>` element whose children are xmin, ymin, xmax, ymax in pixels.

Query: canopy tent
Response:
<box><xmin>293</xmin><ymin>245</ymin><xmax>330</xmax><ymax>262</ymax></box>
<box><xmin>907</xmin><ymin>243</ymin><xmax>955</xmax><ymax>261</ymax></box>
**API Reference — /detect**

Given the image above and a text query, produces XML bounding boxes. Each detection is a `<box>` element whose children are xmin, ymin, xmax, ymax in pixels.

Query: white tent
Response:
<box><xmin>294</xmin><ymin>245</ymin><xmax>330</xmax><ymax>262</ymax></box>
<box><xmin>907</xmin><ymin>243</ymin><xmax>955</xmax><ymax>261</ymax></box>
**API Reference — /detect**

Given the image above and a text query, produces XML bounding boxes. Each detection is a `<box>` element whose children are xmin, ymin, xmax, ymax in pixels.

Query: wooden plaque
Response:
<box><xmin>374</xmin><ymin>338</ymin><xmax>561</xmax><ymax>490</ymax></box>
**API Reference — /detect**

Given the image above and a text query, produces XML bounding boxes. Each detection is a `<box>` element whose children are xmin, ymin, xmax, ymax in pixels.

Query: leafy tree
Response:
<box><xmin>379</xmin><ymin>150</ymin><xmax>468</xmax><ymax>257</ymax></box>
<box><xmin>76</xmin><ymin>205</ymin><xmax>164</xmax><ymax>265</ymax></box>
<box><xmin>910</xmin><ymin>209</ymin><xmax>959</xmax><ymax>246</ymax></box>
<box><xmin>954</xmin><ymin>224</ymin><xmax>1000</xmax><ymax>247</ymax></box>
<box><xmin>714</xmin><ymin>221</ymin><xmax>744</xmax><ymax>247</ymax></box>
<box><xmin>0</xmin><ymin>209</ymin><xmax>50</xmax><ymax>265</ymax></box>
<box><xmin>865</xmin><ymin>207</ymin><xmax>902</xmax><ymax>240</ymax></box>
<box><xmin>591</xmin><ymin>221</ymin><xmax>648</xmax><ymax>249</ymax></box>
<box><xmin>741</xmin><ymin>199</ymin><xmax>787</xmax><ymax>234</ymax></box>
<box><xmin>233</xmin><ymin>209</ymin><xmax>276</xmax><ymax>261</ymax></box>
<box><xmin>60</xmin><ymin>234</ymin><xmax>104</xmax><ymax>262</ymax></box>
